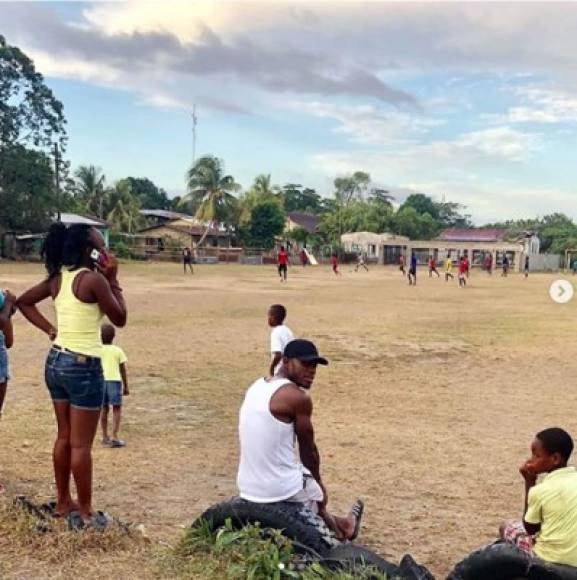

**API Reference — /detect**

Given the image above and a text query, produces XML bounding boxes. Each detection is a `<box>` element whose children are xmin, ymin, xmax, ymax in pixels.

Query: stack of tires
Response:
<box><xmin>193</xmin><ymin>497</ymin><xmax>434</xmax><ymax>579</ymax></box>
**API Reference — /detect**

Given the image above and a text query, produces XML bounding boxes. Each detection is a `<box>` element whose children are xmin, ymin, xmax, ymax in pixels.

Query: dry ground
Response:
<box><xmin>1</xmin><ymin>261</ymin><xmax>577</xmax><ymax>578</ymax></box>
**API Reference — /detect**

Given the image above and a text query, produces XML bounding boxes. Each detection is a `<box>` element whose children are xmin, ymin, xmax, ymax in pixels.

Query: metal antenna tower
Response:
<box><xmin>192</xmin><ymin>105</ymin><xmax>198</xmax><ymax>165</ymax></box>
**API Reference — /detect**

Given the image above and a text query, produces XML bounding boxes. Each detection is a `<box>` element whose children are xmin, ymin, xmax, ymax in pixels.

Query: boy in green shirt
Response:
<box><xmin>500</xmin><ymin>428</ymin><xmax>577</xmax><ymax>567</ymax></box>
<box><xmin>100</xmin><ymin>324</ymin><xmax>129</xmax><ymax>448</ymax></box>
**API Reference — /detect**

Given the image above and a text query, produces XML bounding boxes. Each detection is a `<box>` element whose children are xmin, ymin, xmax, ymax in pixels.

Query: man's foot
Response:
<box><xmin>102</xmin><ymin>437</ymin><xmax>111</xmax><ymax>447</ymax></box>
<box><xmin>109</xmin><ymin>439</ymin><xmax>126</xmax><ymax>448</ymax></box>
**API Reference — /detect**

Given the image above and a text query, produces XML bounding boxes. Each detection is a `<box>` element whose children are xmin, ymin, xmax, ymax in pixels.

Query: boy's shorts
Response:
<box><xmin>502</xmin><ymin>520</ymin><xmax>535</xmax><ymax>555</ymax></box>
<box><xmin>103</xmin><ymin>380</ymin><xmax>123</xmax><ymax>407</ymax></box>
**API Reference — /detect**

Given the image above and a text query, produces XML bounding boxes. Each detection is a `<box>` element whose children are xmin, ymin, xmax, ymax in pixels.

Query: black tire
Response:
<box><xmin>447</xmin><ymin>543</ymin><xmax>577</xmax><ymax>580</ymax></box>
<box><xmin>193</xmin><ymin>497</ymin><xmax>340</xmax><ymax>556</ymax></box>
<box><xmin>320</xmin><ymin>543</ymin><xmax>402</xmax><ymax>577</ymax></box>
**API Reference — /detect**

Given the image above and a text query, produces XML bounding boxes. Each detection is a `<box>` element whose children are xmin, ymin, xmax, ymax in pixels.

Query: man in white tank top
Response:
<box><xmin>237</xmin><ymin>339</ymin><xmax>364</xmax><ymax>541</ymax></box>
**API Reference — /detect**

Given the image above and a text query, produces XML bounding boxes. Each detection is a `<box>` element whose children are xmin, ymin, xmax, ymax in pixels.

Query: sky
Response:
<box><xmin>3</xmin><ymin>1</ymin><xmax>577</xmax><ymax>224</ymax></box>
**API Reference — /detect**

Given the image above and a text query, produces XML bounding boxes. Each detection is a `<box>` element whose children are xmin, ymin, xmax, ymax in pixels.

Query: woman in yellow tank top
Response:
<box><xmin>18</xmin><ymin>223</ymin><xmax>127</xmax><ymax>528</ymax></box>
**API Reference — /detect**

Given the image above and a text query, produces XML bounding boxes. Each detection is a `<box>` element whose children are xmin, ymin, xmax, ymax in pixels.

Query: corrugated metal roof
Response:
<box><xmin>58</xmin><ymin>213</ymin><xmax>108</xmax><ymax>227</ymax></box>
<box><xmin>438</xmin><ymin>228</ymin><xmax>506</xmax><ymax>242</ymax></box>
<box><xmin>287</xmin><ymin>212</ymin><xmax>321</xmax><ymax>234</ymax></box>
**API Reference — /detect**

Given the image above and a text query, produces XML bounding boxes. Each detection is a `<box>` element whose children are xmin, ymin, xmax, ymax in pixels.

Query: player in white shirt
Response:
<box><xmin>268</xmin><ymin>304</ymin><xmax>295</xmax><ymax>376</ymax></box>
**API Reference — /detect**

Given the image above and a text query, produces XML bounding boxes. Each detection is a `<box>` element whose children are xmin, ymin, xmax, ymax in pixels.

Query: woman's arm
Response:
<box><xmin>90</xmin><ymin>256</ymin><xmax>127</xmax><ymax>327</ymax></box>
<box><xmin>16</xmin><ymin>280</ymin><xmax>56</xmax><ymax>339</ymax></box>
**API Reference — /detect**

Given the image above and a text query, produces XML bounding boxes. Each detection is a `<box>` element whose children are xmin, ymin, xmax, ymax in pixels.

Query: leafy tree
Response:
<box><xmin>184</xmin><ymin>155</ymin><xmax>241</xmax><ymax>245</ymax></box>
<box><xmin>436</xmin><ymin>200</ymin><xmax>472</xmax><ymax>228</ymax></box>
<box><xmin>281</xmin><ymin>184</ymin><xmax>323</xmax><ymax>214</ymax></box>
<box><xmin>400</xmin><ymin>193</ymin><xmax>439</xmax><ymax>220</ymax></box>
<box><xmin>106</xmin><ymin>179</ymin><xmax>144</xmax><ymax>234</ymax></box>
<box><xmin>334</xmin><ymin>171</ymin><xmax>370</xmax><ymax>205</ymax></box>
<box><xmin>0</xmin><ymin>35</ymin><xmax>66</xmax><ymax>151</ymax></box>
<box><xmin>74</xmin><ymin>165</ymin><xmax>107</xmax><ymax>218</ymax></box>
<box><xmin>123</xmin><ymin>177</ymin><xmax>169</xmax><ymax>210</ymax></box>
<box><xmin>244</xmin><ymin>199</ymin><xmax>286</xmax><ymax>249</ymax></box>
<box><xmin>0</xmin><ymin>145</ymin><xmax>56</xmax><ymax>231</ymax></box>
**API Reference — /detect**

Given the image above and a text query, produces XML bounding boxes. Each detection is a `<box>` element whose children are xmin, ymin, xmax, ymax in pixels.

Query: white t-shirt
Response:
<box><xmin>270</xmin><ymin>325</ymin><xmax>295</xmax><ymax>373</ymax></box>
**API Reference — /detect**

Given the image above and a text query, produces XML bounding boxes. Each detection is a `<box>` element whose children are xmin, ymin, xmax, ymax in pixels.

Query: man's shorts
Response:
<box><xmin>502</xmin><ymin>520</ymin><xmax>535</xmax><ymax>555</ymax></box>
<box><xmin>103</xmin><ymin>380</ymin><xmax>123</xmax><ymax>407</ymax></box>
<box><xmin>45</xmin><ymin>347</ymin><xmax>104</xmax><ymax>411</ymax></box>
<box><xmin>286</xmin><ymin>470</ymin><xmax>324</xmax><ymax>514</ymax></box>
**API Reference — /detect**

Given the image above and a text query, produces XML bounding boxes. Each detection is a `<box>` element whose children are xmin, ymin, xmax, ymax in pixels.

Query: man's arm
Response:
<box><xmin>293</xmin><ymin>391</ymin><xmax>328</xmax><ymax>507</ymax></box>
<box><xmin>120</xmin><ymin>362</ymin><xmax>129</xmax><ymax>395</ymax></box>
<box><xmin>269</xmin><ymin>352</ymin><xmax>282</xmax><ymax>376</ymax></box>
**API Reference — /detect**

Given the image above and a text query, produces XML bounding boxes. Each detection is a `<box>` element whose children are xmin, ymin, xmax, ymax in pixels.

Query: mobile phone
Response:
<box><xmin>90</xmin><ymin>249</ymin><xmax>108</xmax><ymax>267</ymax></box>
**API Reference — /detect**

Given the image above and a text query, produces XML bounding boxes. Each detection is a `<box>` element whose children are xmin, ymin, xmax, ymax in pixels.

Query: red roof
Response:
<box><xmin>438</xmin><ymin>228</ymin><xmax>506</xmax><ymax>242</ymax></box>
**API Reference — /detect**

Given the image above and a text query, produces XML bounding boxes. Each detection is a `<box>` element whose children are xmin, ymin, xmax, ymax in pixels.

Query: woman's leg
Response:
<box><xmin>70</xmin><ymin>407</ymin><xmax>101</xmax><ymax>521</ymax></box>
<box><xmin>100</xmin><ymin>405</ymin><xmax>110</xmax><ymax>442</ymax></box>
<box><xmin>52</xmin><ymin>401</ymin><xmax>76</xmax><ymax>515</ymax></box>
<box><xmin>0</xmin><ymin>381</ymin><xmax>7</xmax><ymax>415</ymax></box>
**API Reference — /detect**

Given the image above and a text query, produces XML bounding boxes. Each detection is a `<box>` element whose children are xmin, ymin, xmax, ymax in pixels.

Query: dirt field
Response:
<box><xmin>1</xmin><ymin>261</ymin><xmax>577</xmax><ymax>578</ymax></box>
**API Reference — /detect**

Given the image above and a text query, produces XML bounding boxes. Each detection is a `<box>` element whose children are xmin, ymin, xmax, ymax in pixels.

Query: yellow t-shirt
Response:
<box><xmin>525</xmin><ymin>466</ymin><xmax>577</xmax><ymax>566</ymax></box>
<box><xmin>100</xmin><ymin>344</ymin><xmax>127</xmax><ymax>382</ymax></box>
<box><xmin>445</xmin><ymin>259</ymin><xmax>452</xmax><ymax>272</ymax></box>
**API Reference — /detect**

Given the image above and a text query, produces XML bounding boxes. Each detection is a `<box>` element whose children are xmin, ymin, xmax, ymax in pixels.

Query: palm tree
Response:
<box><xmin>184</xmin><ymin>155</ymin><xmax>241</xmax><ymax>246</ymax></box>
<box><xmin>107</xmin><ymin>180</ymin><xmax>143</xmax><ymax>234</ymax></box>
<box><xmin>74</xmin><ymin>165</ymin><xmax>107</xmax><ymax>218</ymax></box>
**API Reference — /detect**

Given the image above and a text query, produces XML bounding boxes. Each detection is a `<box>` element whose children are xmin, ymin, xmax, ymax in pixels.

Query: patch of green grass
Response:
<box><xmin>156</xmin><ymin>519</ymin><xmax>389</xmax><ymax>580</ymax></box>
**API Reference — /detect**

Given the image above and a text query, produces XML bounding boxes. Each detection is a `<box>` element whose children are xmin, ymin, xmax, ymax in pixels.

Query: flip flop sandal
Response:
<box><xmin>68</xmin><ymin>510</ymin><xmax>85</xmax><ymax>531</ymax></box>
<box><xmin>349</xmin><ymin>498</ymin><xmax>364</xmax><ymax>541</ymax></box>
<box><xmin>109</xmin><ymin>439</ymin><xmax>126</xmax><ymax>448</ymax></box>
<box><xmin>68</xmin><ymin>510</ymin><xmax>113</xmax><ymax>532</ymax></box>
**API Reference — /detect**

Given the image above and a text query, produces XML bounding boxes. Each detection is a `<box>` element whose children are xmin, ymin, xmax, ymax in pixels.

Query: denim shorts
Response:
<box><xmin>45</xmin><ymin>347</ymin><xmax>104</xmax><ymax>410</ymax></box>
<box><xmin>103</xmin><ymin>380</ymin><xmax>123</xmax><ymax>407</ymax></box>
<box><xmin>0</xmin><ymin>333</ymin><xmax>9</xmax><ymax>382</ymax></box>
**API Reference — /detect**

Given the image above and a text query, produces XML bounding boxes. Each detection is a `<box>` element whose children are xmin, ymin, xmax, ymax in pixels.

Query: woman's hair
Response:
<box><xmin>42</xmin><ymin>223</ymin><xmax>94</xmax><ymax>278</ymax></box>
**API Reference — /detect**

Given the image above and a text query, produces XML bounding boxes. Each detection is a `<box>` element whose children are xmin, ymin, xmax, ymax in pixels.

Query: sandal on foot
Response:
<box><xmin>109</xmin><ymin>439</ymin><xmax>126</xmax><ymax>448</ymax></box>
<box><xmin>349</xmin><ymin>498</ymin><xmax>364</xmax><ymax>541</ymax></box>
<box><xmin>68</xmin><ymin>510</ymin><xmax>113</xmax><ymax>532</ymax></box>
<box><xmin>101</xmin><ymin>437</ymin><xmax>111</xmax><ymax>447</ymax></box>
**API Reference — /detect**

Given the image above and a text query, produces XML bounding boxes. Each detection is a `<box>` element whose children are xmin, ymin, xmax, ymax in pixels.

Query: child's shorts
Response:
<box><xmin>502</xmin><ymin>520</ymin><xmax>535</xmax><ymax>555</ymax></box>
<box><xmin>0</xmin><ymin>346</ymin><xmax>10</xmax><ymax>382</ymax></box>
<box><xmin>103</xmin><ymin>380</ymin><xmax>123</xmax><ymax>407</ymax></box>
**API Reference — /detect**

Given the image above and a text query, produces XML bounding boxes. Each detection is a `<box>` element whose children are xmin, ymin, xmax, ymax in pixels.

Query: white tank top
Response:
<box><xmin>237</xmin><ymin>377</ymin><xmax>303</xmax><ymax>502</ymax></box>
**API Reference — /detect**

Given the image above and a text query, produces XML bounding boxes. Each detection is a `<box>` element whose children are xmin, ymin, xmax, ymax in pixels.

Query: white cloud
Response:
<box><xmin>506</xmin><ymin>87</ymin><xmax>577</xmax><ymax>124</ymax></box>
<box><xmin>289</xmin><ymin>101</ymin><xmax>443</xmax><ymax>146</ymax></box>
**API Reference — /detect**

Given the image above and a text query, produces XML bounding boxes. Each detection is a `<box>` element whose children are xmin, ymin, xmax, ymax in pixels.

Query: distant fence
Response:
<box><xmin>528</xmin><ymin>254</ymin><xmax>561</xmax><ymax>272</ymax></box>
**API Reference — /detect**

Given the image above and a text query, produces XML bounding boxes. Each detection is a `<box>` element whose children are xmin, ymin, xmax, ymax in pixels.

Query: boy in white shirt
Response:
<box><xmin>268</xmin><ymin>304</ymin><xmax>295</xmax><ymax>377</ymax></box>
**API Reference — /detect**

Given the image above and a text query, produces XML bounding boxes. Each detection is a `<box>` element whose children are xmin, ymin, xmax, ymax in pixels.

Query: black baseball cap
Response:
<box><xmin>284</xmin><ymin>339</ymin><xmax>328</xmax><ymax>365</ymax></box>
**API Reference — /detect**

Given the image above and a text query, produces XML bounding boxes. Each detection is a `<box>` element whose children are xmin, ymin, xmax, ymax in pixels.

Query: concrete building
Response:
<box><xmin>342</xmin><ymin>227</ymin><xmax>532</xmax><ymax>271</ymax></box>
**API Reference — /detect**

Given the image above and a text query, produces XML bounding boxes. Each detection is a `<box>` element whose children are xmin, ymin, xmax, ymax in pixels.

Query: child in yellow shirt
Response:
<box><xmin>100</xmin><ymin>324</ymin><xmax>129</xmax><ymax>448</ymax></box>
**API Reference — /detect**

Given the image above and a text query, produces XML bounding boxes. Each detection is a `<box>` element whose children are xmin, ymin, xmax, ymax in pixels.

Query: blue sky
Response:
<box><xmin>4</xmin><ymin>1</ymin><xmax>577</xmax><ymax>223</ymax></box>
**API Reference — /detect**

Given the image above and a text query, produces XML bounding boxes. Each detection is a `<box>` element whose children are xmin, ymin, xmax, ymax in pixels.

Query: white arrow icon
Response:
<box><xmin>550</xmin><ymin>280</ymin><xmax>574</xmax><ymax>304</ymax></box>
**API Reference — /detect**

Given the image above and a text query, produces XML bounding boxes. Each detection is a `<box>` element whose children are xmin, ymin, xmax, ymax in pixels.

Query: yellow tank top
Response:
<box><xmin>54</xmin><ymin>269</ymin><xmax>103</xmax><ymax>357</ymax></box>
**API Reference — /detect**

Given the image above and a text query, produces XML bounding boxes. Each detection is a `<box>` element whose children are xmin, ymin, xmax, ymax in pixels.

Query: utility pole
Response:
<box><xmin>191</xmin><ymin>105</ymin><xmax>198</xmax><ymax>165</ymax></box>
<box><xmin>53</xmin><ymin>142</ymin><xmax>61</xmax><ymax>221</ymax></box>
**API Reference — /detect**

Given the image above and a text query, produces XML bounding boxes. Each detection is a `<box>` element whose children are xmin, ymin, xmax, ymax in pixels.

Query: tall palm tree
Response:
<box><xmin>74</xmin><ymin>165</ymin><xmax>107</xmax><ymax>218</ymax></box>
<box><xmin>107</xmin><ymin>180</ymin><xmax>143</xmax><ymax>234</ymax></box>
<box><xmin>184</xmin><ymin>155</ymin><xmax>241</xmax><ymax>246</ymax></box>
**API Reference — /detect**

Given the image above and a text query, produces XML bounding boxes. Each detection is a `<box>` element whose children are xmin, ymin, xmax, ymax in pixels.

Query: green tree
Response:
<box><xmin>400</xmin><ymin>193</ymin><xmax>440</xmax><ymax>220</ymax></box>
<box><xmin>184</xmin><ymin>155</ymin><xmax>241</xmax><ymax>246</ymax></box>
<box><xmin>0</xmin><ymin>35</ymin><xmax>66</xmax><ymax>151</ymax></box>
<box><xmin>123</xmin><ymin>177</ymin><xmax>169</xmax><ymax>210</ymax></box>
<box><xmin>281</xmin><ymin>184</ymin><xmax>322</xmax><ymax>214</ymax></box>
<box><xmin>74</xmin><ymin>165</ymin><xmax>108</xmax><ymax>218</ymax></box>
<box><xmin>390</xmin><ymin>206</ymin><xmax>440</xmax><ymax>239</ymax></box>
<box><xmin>106</xmin><ymin>179</ymin><xmax>144</xmax><ymax>234</ymax></box>
<box><xmin>0</xmin><ymin>145</ymin><xmax>56</xmax><ymax>231</ymax></box>
<box><xmin>334</xmin><ymin>171</ymin><xmax>370</xmax><ymax>205</ymax></box>
<box><xmin>245</xmin><ymin>199</ymin><xmax>286</xmax><ymax>249</ymax></box>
